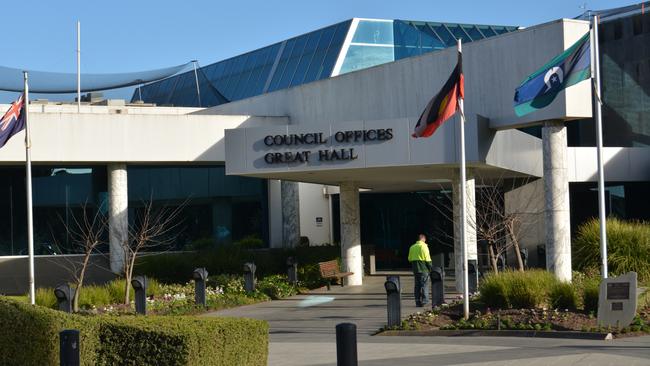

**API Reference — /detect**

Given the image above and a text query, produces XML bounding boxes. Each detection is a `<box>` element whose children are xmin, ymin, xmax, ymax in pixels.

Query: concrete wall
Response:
<box><xmin>0</xmin><ymin>105</ymin><xmax>288</xmax><ymax>164</ymax></box>
<box><xmin>504</xmin><ymin>179</ymin><xmax>546</xmax><ymax>268</ymax></box>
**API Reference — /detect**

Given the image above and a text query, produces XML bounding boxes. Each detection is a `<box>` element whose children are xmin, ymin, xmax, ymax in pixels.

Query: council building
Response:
<box><xmin>0</xmin><ymin>4</ymin><xmax>648</xmax><ymax>292</ymax></box>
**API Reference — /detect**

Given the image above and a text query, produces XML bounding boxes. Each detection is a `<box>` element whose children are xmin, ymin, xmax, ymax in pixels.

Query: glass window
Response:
<box><xmin>303</xmin><ymin>25</ymin><xmax>336</xmax><ymax>83</ymax></box>
<box><xmin>446</xmin><ymin>24</ymin><xmax>471</xmax><ymax>43</ymax></box>
<box><xmin>431</xmin><ymin>24</ymin><xmax>457</xmax><ymax>46</ymax></box>
<box><xmin>339</xmin><ymin>44</ymin><xmax>394</xmax><ymax>75</ymax></box>
<box><xmin>276</xmin><ymin>34</ymin><xmax>308</xmax><ymax>90</ymax></box>
<box><xmin>268</xmin><ymin>39</ymin><xmax>296</xmax><ymax>92</ymax></box>
<box><xmin>352</xmin><ymin>20</ymin><xmax>394</xmax><ymax>45</ymax></box>
<box><xmin>321</xmin><ymin>21</ymin><xmax>352</xmax><ymax>78</ymax></box>
<box><xmin>462</xmin><ymin>25</ymin><xmax>484</xmax><ymax>41</ymax></box>
<box><xmin>477</xmin><ymin>25</ymin><xmax>497</xmax><ymax>38</ymax></box>
<box><xmin>290</xmin><ymin>30</ymin><xmax>322</xmax><ymax>86</ymax></box>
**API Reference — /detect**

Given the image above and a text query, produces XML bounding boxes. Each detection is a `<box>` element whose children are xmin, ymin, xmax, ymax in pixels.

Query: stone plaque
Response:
<box><xmin>597</xmin><ymin>272</ymin><xmax>638</xmax><ymax>329</ymax></box>
<box><xmin>606</xmin><ymin>282</ymin><xmax>630</xmax><ymax>300</ymax></box>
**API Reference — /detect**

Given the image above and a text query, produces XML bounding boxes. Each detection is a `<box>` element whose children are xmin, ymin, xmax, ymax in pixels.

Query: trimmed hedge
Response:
<box><xmin>479</xmin><ymin>270</ymin><xmax>559</xmax><ymax>309</ymax></box>
<box><xmin>135</xmin><ymin>245</ymin><xmax>340</xmax><ymax>286</ymax></box>
<box><xmin>0</xmin><ymin>298</ymin><xmax>268</xmax><ymax>366</ymax></box>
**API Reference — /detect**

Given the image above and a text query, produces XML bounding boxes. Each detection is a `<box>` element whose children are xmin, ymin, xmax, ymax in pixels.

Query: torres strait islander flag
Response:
<box><xmin>513</xmin><ymin>32</ymin><xmax>591</xmax><ymax>117</ymax></box>
<box><xmin>412</xmin><ymin>51</ymin><xmax>464</xmax><ymax>138</ymax></box>
<box><xmin>0</xmin><ymin>93</ymin><xmax>26</xmax><ymax>149</ymax></box>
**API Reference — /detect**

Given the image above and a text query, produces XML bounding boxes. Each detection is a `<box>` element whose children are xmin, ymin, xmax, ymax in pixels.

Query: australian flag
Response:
<box><xmin>513</xmin><ymin>32</ymin><xmax>591</xmax><ymax>117</ymax></box>
<box><xmin>0</xmin><ymin>94</ymin><xmax>25</xmax><ymax>149</ymax></box>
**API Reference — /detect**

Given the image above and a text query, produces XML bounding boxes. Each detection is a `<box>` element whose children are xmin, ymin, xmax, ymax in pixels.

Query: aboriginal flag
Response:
<box><xmin>413</xmin><ymin>51</ymin><xmax>464</xmax><ymax>138</ymax></box>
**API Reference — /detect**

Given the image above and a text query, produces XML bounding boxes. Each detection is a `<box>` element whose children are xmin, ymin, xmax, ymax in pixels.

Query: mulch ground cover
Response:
<box><xmin>395</xmin><ymin>302</ymin><xmax>650</xmax><ymax>338</ymax></box>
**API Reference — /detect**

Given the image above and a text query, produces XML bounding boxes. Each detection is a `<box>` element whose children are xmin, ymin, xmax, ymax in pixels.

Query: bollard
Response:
<box><xmin>335</xmin><ymin>323</ymin><xmax>358</xmax><ymax>366</ymax></box>
<box><xmin>131</xmin><ymin>275</ymin><xmax>147</xmax><ymax>315</ymax></box>
<box><xmin>384</xmin><ymin>276</ymin><xmax>401</xmax><ymax>328</ymax></box>
<box><xmin>286</xmin><ymin>257</ymin><xmax>298</xmax><ymax>285</ymax></box>
<box><xmin>60</xmin><ymin>329</ymin><xmax>80</xmax><ymax>366</ymax></box>
<box><xmin>54</xmin><ymin>284</ymin><xmax>75</xmax><ymax>313</ymax></box>
<box><xmin>430</xmin><ymin>266</ymin><xmax>445</xmax><ymax>308</ymax></box>
<box><xmin>468</xmin><ymin>260</ymin><xmax>478</xmax><ymax>294</ymax></box>
<box><xmin>243</xmin><ymin>262</ymin><xmax>256</xmax><ymax>293</ymax></box>
<box><xmin>193</xmin><ymin>268</ymin><xmax>209</xmax><ymax>307</ymax></box>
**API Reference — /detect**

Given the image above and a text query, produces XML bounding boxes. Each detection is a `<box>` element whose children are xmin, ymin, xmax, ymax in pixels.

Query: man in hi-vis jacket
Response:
<box><xmin>408</xmin><ymin>234</ymin><xmax>432</xmax><ymax>307</ymax></box>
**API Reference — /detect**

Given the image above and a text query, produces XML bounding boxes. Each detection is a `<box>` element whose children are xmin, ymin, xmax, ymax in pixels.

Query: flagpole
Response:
<box><xmin>591</xmin><ymin>15</ymin><xmax>608</xmax><ymax>279</ymax></box>
<box><xmin>24</xmin><ymin>71</ymin><xmax>35</xmax><ymax>305</ymax></box>
<box><xmin>77</xmin><ymin>21</ymin><xmax>81</xmax><ymax>112</ymax></box>
<box><xmin>457</xmin><ymin>38</ymin><xmax>469</xmax><ymax>320</ymax></box>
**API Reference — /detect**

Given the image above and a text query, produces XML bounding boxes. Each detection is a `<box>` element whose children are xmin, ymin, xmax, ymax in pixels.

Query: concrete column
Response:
<box><xmin>212</xmin><ymin>199</ymin><xmax>232</xmax><ymax>244</ymax></box>
<box><xmin>542</xmin><ymin>121</ymin><xmax>572</xmax><ymax>282</ymax></box>
<box><xmin>339</xmin><ymin>182</ymin><xmax>363</xmax><ymax>286</ymax></box>
<box><xmin>452</xmin><ymin>169</ymin><xmax>477</xmax><ymax>294</ymax></box>
<box><xmin>281</xmin><ymin>181</ymin><xmax>301</xmax><ymax>248</ymax></box>
<box><xmin>108</xmin><ymin>163</ymin><xmax>127</xmax><ymax>275</ymax></box>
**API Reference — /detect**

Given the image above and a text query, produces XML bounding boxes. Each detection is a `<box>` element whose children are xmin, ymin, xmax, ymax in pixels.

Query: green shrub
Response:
<box><xmin>479</xmin><ymin>270</ymin><xmax>558</xmax><ymax>309</ymax></box>
<box><xmin>235</xmin><ymin>234</ymin><xmax>265</xmax><ymax>249</ymax></box>
<box><xmin>35</xmin><ymin>287</ymin><xmax>57</xmax><ymax>308</ymax></box>
<box><xmin>0</xmin><ymin>298</ymin><xmax>268</xmax><ymax>366</ymax></box>
<box><xmin>582</xmin><ymin>278</ymin><xmax>600</xmax><ymax>314</ymax></box>
<box><xmin>549</xmin><ymin>282</ymin><xmax>579</xmax><ymax>310</ymax></box>
<box><xmin>573</xmin><ymin>218</ymin><xmax>650</xmax><ymax>282</ymax></box>
<box><xmin>257</xmin><ymin>275</ymin><xmax>299</xmax><ymax>299</ymax></box>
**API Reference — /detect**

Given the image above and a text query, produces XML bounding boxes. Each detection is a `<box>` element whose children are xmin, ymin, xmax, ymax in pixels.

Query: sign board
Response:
<box><xmin>598</xmin><ymin>272</ymin><xmax>638</xmax><ymax>328</ymax></box>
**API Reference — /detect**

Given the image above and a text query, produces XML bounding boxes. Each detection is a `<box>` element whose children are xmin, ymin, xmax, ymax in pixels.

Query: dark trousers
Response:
<box><xmin>414</xmin><ymin>272</ymin><xmax>430</xmax><ymax>306</ymax></box>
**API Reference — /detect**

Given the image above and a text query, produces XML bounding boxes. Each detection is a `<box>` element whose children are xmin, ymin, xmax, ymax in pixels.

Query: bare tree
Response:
<box><xmin>421</xmin><ymin>174</ymin><xmax>542</xmax><ymax>273</ymax></box>
<box><xmin>51</xmin><ymin>202</ymin><xmax>108</xmax><ymax>311</ymax></box>
<box><xmin>121</xmin><ymin>199</ymin><xmax>185</xmax><ymax>304</ymax></box>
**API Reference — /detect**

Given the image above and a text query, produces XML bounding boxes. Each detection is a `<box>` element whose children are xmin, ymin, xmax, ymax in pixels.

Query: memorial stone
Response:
<box><xmin>597</xmin><ymin>272</ymin><xmax>637</xmax><ymax>328</ymax></box>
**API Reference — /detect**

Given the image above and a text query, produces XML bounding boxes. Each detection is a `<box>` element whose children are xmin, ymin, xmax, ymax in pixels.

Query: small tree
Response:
<box><xmin>122</xmin><ymin>199</ymin><xmax>185</xmax><ymax>304</ymax></box>
<box><xmin>51</xmin><ymin>202</ymin><xmax>108</xmax><ymax>312</ymax></box>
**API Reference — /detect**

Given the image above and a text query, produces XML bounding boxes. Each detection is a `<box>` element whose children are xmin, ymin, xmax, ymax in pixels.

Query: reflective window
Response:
<box><xmin>303</xmin><ymin>25</ymin><xmax>336</xmax><ymax>83</ymax></box>
<box><xmin>462</xmin><ymin>25</ymin><xmax>484</xmax><ymax>41</ymax></box>
<box><xmin>430</xmin><ymin>24</ymin><xmax>457</xmax><ymax>46</ymax></box>
<box><xmin>352</xmin><ymin>20</ymin><xmax>394</xmax><ymax>44</ymax></box>
<box><xmin>339</xmin><ymin>45</ymin><xmax>394</xmax><ymax>74</ymax></box>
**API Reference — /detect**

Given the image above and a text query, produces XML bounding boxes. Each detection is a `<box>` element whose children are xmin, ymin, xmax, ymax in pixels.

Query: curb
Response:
<box><xmin>378</xmin><ymin>329</ymin><xmax>613</xmax><ymax>340</ymax></box>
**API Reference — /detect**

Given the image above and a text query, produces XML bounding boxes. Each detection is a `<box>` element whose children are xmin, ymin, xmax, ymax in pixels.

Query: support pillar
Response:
<box><xmin>453</xmin><ymin>170</ymin><xmax>477</xmax><ymax>294</ymax></box>
<box><xmin>108</xmin><ymin>163</ymin><xmax>127</xmax><ymax>274</ymax></box>
<box><xmin>339</xmin><ymin>182</ymin><xmax>362</xmax><ymax>286</ymax></box>
<box><xmin>281</xmin><ymin>181</ymin><xmax>301</xmax><ymax>248</ymax></box>
<box><xmin>542</xmin><ymin>121</ymin><xmax>572</xmax><ymax>282</ymax></box>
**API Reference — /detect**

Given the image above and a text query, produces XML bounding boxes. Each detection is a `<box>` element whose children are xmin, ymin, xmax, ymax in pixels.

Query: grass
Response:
<box><xmin>573</xmin><ymin>218</ymin><xmax>650</xmax><ymax>282</ymax></box>
<box><xmin>479</xmin><ymin>269</ymin><xmax>558</xmax><ymax>309</ymax></box>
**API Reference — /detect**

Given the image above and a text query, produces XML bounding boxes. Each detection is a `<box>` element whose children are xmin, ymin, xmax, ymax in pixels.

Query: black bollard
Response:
<box><xmin>430</xmin><ymin>266</ymin><xmax>445</xmax><ymax>308</ymax></box>
<box><xmin>335</xmin><ymin>323</ymin><xmax>358</xmax><ymax>366</ymax></box>
<box><xmin>193</xmin><ymin>268</ymin><xmax>208</xmax><ymax>307</ymax></box>
<box><xmin>60</xmin><ymin>329</ymin><xmax>80</xmax><ymax>366</ymax></box>
<box><xmin>243</xmin><ymin>262</ymin><xmax>256</xmax><ymax>293</ymax></box>
<box><xmin>286</xmin><ymin>257</ymin><xmax>298</xmax><ymax>285</ymax></box>
<box><xmin>54</xmin><ymin>284</ymin><xmax>75</xmax><ymax>313</ymax></box>
<box><xmin>131</xmin><ymin>275</ymin><xmax>147</xmax><ymax>315</ymax></box>
<box><xmin>468</xmin><ymin>260</ymin><xmax>478</xmax><ymax>295</ymax></box>
<box><xmin>384</xmin><ymin>276</ymin><xmax>401</xmax><ymax>328</ymax></box>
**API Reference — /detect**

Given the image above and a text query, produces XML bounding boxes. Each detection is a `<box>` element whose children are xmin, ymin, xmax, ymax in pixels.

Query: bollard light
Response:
<box><xmin>243</xmin><ymin>262</ymin><xmax>257</xmax><ymax>293</ymax></box>
<box><xmin>54</xmin><ymin>284</ymin><xmax>75</xmax><ymax>313</ymax></box>
<box><xmin>335</xmin><ymin>323</ymin><xmax>358</xmax><ymax>366</ymax></box>
<box><xmin>384</xmin><ymin>275</ymin><xmax>401</xmax><ymax>328</ymax></box>
<box><xmin>60</xmin><ymin>329</ymin><xmax>80</xmax><ymax>366</ymax></box>
<box><xmin>430</xmin><ymin>266</ymin><xmax>445</xmax><ymax>308</ymax></box>
<box><xmin>286</xmin><ymin>257</ymin><xmax>298</xmax><ymax>285</ymax></box>
<box><xmin>468</xmin><ymin>260</ymin><xmax>479</xmax><ymax>295</ymax></box>
<box><xmin>193</xmin><ymin>267</ymin><xmax>208</xmax><ymax>307</ymax></box>
<box><xmin>131</xmin><ymin>275</ymin><xmax>147</xmax><ymax>315</ymax></box>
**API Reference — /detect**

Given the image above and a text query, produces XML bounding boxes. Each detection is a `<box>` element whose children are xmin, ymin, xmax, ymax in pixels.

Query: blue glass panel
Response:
<box><xmin>477</xmin><ymin>25</ymin><xmax>497</xmax><ymax>38</ymax></box>
<box><xmin>492</xmin><ymin>26</ymin><xmax>509</xmax><ymax>35</ymax></box>
<box><xmin>446</xmin><ymin>24</ymin><xmax>471</xmax><ymax>43</ymax></box>
<box><xmin>321</xmin><ymin>21</ymin><xmax>352</xmax><ymax>78</ymax></box>
<box><xmin>303</xmin><ymin>25</ymin><xmax>336</xmax><ymax>83</ymax></box>
<box><xmin>394</xmin><ymin>21</ymin><xmax>422</xmax><ymax>59</ymax></box>
<box><xmin>431</xmin><ymin>24</ymin><xmax>457</xmax><ymax>46</ymax></box>
<box><xmin>268</xmin><ymin>39</ymin><xmax>296</xmax><ymax>91</ymax></box>
<box><xmin>462</xmin><ymin>25</ymin><xmax>484</xmax><ymax>41</ymax></box>
<box><xmin>339</xmin><ymin>45</ymin><xmax>394</xmax><ymax>74</ymax></box>
<box><xmin>352</xmin><ymin>20</ymin><xmax>394</xmax><ymax>44</ymax></box>
<box><xmin>290</xmin><ymin>30</ymin><xmax>322</xmax><ymax>86</ymax></box>
<box><xmin>276</xmin><ymin>34</ymin><xmax>308</xmax><ymax>90</ymax></box>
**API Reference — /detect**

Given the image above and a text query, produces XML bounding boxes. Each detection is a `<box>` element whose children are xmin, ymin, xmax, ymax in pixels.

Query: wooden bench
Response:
<box><xmin>318</xmin><ymin>260</ymin><xmax>353</xmax><ymax>290</ymax></box>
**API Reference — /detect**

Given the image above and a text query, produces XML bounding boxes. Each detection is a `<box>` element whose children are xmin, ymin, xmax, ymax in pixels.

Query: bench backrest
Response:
<box><xmin>318</xmin><ymin>260</ymin><xmax>340</xmax><ymax>277</ymax></box>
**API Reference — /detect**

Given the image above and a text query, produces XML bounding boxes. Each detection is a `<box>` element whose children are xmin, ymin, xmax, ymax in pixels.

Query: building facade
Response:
<box><xmin>0</xmin><ymin>4</ymin><xmax>649</xmax><ymax>292</ymax></box>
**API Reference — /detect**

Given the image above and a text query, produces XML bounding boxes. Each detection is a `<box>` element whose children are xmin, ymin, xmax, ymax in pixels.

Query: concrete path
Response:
<box><xmin>208</xmin><ymin>275</ymin><xmax>650</xmax><ymax>365</ymax></box>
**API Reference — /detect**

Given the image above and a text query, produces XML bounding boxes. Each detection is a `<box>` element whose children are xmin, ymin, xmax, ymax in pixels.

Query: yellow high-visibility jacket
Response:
<box><xmin>408</xmin><ymin>240</ymin><xmax>432</xmax><ymax>273</ymax></box>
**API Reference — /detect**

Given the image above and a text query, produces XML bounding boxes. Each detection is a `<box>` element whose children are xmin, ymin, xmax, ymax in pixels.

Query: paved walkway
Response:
<box><xmin>208</xmin><ymin>275</ymin><xmax>650</xmax><ymax>365</ymax></box>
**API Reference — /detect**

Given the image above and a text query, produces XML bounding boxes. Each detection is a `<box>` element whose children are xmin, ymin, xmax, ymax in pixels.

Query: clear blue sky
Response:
<box><xmin>0</xmin><ymin>0</ymin><xmax>635</xmax><ymax>102</ymax></box>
